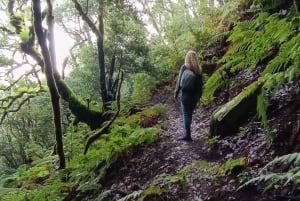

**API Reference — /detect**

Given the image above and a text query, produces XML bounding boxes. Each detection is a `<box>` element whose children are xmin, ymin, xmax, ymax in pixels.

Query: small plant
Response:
<box><xmin>220</xmin><ymin>157</ymin><xmax>247</xmax><ymax>176</ymax></box>
<box><xmin>205</xmin><ymin>135</ymin><xmax>220</xmax><ymax>145</ymax></box>
<box><xmin>239</xmin><ymin>126</ymin><xmax>249</xmax><ymax>136</ymax></box>
<box><xmin>139</xmin><ymin>185</ymin><xmax>165</xmax><ymax>201</ymax></box>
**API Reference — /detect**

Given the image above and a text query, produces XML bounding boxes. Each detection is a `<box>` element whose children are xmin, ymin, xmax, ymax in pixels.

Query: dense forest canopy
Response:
<box><xmin>0</xmin><ymin>0</ymin><xmax>300</xmax><ymax>200</ymax></box>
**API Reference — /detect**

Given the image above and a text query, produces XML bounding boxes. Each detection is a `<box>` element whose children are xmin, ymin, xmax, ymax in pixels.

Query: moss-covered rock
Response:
<box><xmin>209</xmin><ymin>81</ymin><xmax>262</xmax><ymax>137</ymax></box>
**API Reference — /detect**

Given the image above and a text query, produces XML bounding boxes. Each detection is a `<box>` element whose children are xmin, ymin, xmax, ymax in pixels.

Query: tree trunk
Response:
<box><xmin>32</xmin><ymin>0</ymin><xmax>65</xmax><ymax>169</ymax></box>
<box><xmin>72</xmin><ymin>0</ymin><xmax>115</xmax><ymax>110</ymax></box>
<box><xmin>7</xmin><ymin>0</ymin><xmax>108</xmax><ymax>130</ymax></box>
<box><xmin>108</xmin><ymin>51</ymin><xmax>115</xmax><ymax>94</ymax></box>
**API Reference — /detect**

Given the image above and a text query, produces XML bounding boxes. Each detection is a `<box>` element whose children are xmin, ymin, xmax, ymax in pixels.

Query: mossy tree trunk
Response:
<box><xmin>72</xmin><ymin>0</ymin><xmax>121</xmax><ymax>110</ymax></box>
<box><xmin>7</xmin><ymin>0</ymin><xmax>110</xmax><ymax>130</ymax></box>
<box><xmin>32</xmin><ymin>0</ymin><xmax>65</xmax><ymax>169</ymax></box>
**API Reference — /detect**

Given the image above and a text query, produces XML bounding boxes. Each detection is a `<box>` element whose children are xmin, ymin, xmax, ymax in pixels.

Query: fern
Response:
<box><xmin>256</xmin><ymin>92</ymin><xmax>268</xmax><ymax>128</ymax></box>
<box><xmin>264</xmin><ymin>152</ymin><xmax>300</xmax><ymax>169</ymax></box>
<box><xmin>239</xmin><ymin>153</ymin><xmax>300</xmax><ymax>192</ymax></box>
<box><xmin>117</xmin><ymin>190</ymin><xmax>144</xmax><ymax>201</ymax></box>
<box><xmin>263</xmin><ymin>26</ymin><xmax>300</xmax><ymax>76</ymax></box>
<box><xmin>220</xmin><ymin>12</ymin><xmax>296</xmax><ymax>77</ymax></box>
<box><xmin>202</xmin><ymin>69</ymin><xmax>227</xmax><ymax>105</ymax></box>
<box><xmin>285</xmin><ymin>63</ymin><xmax>300</xmax><ymax>82</ymax></box>
<box><xmin>153</xmin><ymin>168</ymin><xmax>191</xmax><ymax>190</ymax></box>
<box><xmin>215</xmin><ymin>11</ymin><xmax>300</xmax><ymax>140</ymax></box>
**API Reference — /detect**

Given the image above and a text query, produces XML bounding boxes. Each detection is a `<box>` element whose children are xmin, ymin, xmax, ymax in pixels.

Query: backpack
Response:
<box><xmin>180</xmin><ymin>69</ymin><xmax>196</xmax><ymax>91</ymax></box>
<box><xmin>193</xmin><ymin>74</ymin><xmax>203</xmax><ymax>100</ymax></box>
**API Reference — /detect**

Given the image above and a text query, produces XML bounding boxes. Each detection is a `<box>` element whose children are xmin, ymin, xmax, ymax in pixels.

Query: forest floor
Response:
<box><xmin>96</xmin><ymin>83</ymin><xmax>293</xmax><ymax>201</ymax></box>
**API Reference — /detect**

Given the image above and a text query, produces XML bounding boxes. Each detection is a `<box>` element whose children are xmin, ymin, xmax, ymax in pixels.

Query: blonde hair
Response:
<box><xmin>184</xmin><ymin>50</ymin><xmax>202</xmax><ymax>75</ymax></box>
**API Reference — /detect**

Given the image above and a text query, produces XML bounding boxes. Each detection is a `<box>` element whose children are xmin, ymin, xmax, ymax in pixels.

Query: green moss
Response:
<box><xmin>125</xmin><ymin>104</ymin><xmax>168</xmax><ymax>128</ymax></box>
<box><xmin>221</xmin><ymin>157</ymin><xmax>247</xmax><ymax>176</ymax></box>
<box><xmin>213</xmin><ymin>80</ymin><xmax>262</xmax><ymax>121</ymax></box>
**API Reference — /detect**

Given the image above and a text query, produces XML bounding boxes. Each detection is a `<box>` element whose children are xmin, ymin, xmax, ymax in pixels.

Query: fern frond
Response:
<box><xmin>257</xmin><ymin>92</ymin><xmax>268</xmax><ymax>128</ymax></box>
<box><xmin>239</xmin><ymin>167</ymin><xmax>300</xmax><ymax>192</ymax></box>
<box><xmin>263</xmin><ymin>33</ymin><xmax>300</xmax><ymax>75</ymax></box>
<box><xmin>239</xmin><ymin>153</ymin><xmax>300</xmax><ymax>192</ymax></box>
<box><xmin>265</xmin><ymin>14</ymin><xmax>294</xmax><ymax>42</ymax></box>
<box><xmin>238</xmin><ymin>172</ymin><xmax>279</xmax><ymax>191</ymax></box>
<box><xmin>261</xmin><ymin>72</ymin><xmax>285</xmax><ymax>94</ymax></box>
<box><xmin>117</xmin><ymin>190</ymin><xmax>143</xmax><ymax>201</ymax></box>
<box><xmin>202</xmin><ymin>69</ymin><xmax>227</xmax><ymax>105</ymax></box>
<box><xmin>227</xmin><ymin>12</ymin><xmax>269</xmax><ymax>42</ymax></box>
<box><xmin>263</xmin><ymin>152</ymin><xmax>300</xmax><ymax>170</ymax></box>
<box><xmin>285</xmin><ymin>63</ymin><xmax>300</xmax><ymax>82</ymax></box>
<box><xmin>220</xmin><ymin>13</ymin><xmax>280</xmax><ymax>75</ymax></box>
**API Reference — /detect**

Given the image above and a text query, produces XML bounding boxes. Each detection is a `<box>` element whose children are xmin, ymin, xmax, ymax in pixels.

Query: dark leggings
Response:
<box><xmin>181</xmin><ymin>92</ymin><xmax>197</xmax><ymax>139</ymax></box>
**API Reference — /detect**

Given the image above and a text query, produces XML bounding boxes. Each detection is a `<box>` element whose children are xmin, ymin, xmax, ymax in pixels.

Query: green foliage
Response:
<box><xmin>213</xmin><ymin>80</ymin><xmax>261</xmax><ymax>121</ymax></box>
<box><xmin>0</xmin><ymin>91</ymin><xmax>57</xmax><ymax>169</ymax></box>
<box><xmin>116</xmin><ymin>190</ymin><xmax>144</xmax><ymax>201</ymax></box>
<box><xmin>205</xmin><ymin>135</ymin><xmax>220</xmax><ymax>145</ymax></box>
<box><xmin>74</xmin><ymin>127</ymin><xmax>159</xmax><ymax>190</ymax></box>
<box><xmin>263</xmin><ymin>33</ymin><xmax>300</xmax><ymax>76</ymax></box>
<box><xmin>126</xmin><ymin>104</ymin><xmax>168</xmax><ymax>128</ymax></box>
<box><xmin>144</xmin><ymin>157</ymin><xmax>246</xmax><ymax>198</ymax></box>
<box><xmin>147</xmin><ymin>0</ymin><xmax>224</xmax><ymax>77</ymax></box>
<box><xmin>256</xmin><ymin>91</ymin><xmax>268</xmax><ymax>128</ymax></box>
<box><xmin>139</xmin><ymin>185</ymin><xmax>165</xmax><ymax>201</ymax></box>
<box><xmin>220</xmin><ymin>12</ymin><xmax>280</xmax><ymax>73</ymax></box>
<box><xmin>131</xmin><ymin>73</ymin><xmax>158</xmax><ymax>103</ymax></box>
<box><xmin>0</xmin><ymin>55</ymin><xmax>13</xmax><ymax>66</ymax></box>
<box><xmin>19</xmin><ymin>26</ymin><xmax>30</xmax><ymax>41</ymax></box>
<box><xmin>239</xmin><ymin>153</ymin><xmax>300</xmax><ymax>192</ymax></box>
<box><xmin>0</xmin><ymin>103</ymin><xmax>164</xmax><ymax>200</ymax></box>
<box><xmin>221</xmin><ymin>0</ymin><xmax>249</xmax><ymax>25</ymax></box>
<box><xmin>202</xmin><ymin>69</ymin><xmax>227</xmax><ymax>104</ymax></box>
<box><xmin>221</xmin><ymin>157</ymin><xmax>247</xmax><ymax>175</ymax></box>
<box><xmin>72</xmin><ymin>105</ymin><xmax>165</xmax><ymax>195</ymax></box>
<box><xmin>105</xmin><ymin>7</ymin><xmax>151</xmax><ymax>74</ymax></box>
<box><xmin>66</xmin><ymin>106</ymin><xmax>164</xmax><ymax>193</ymax></box>
<box><xmin>66</xmin><ymin>45</ymin><xmax>101</xmax><ymax>107</ymax></box>
<box><xmin>205</xmin><ymin>11</ymin><xmax>299</xmax><ymax>104</ymax></box>
<box><xmin>0</xmin><ymin>188</ymin><xmax>29</xmax><ymax>201</ymax></box>
<box><xmin>204</xmin><ymin>7</ymin><xmax>300</xmax><ymax>146</ymax></box>
<box><xmin>0</xmin><ymin>160</ymin><xmax>70</xmax><ymax>201</ymax></box>
<box><xmin>153</xmin><ymin>165</ymin><xmax>193</xmax><ymax>190</ymax></box>
<box><xmin>116</xmin><ymin>186</ymin><xmax>164</xmax><ymax>201</ymax></box>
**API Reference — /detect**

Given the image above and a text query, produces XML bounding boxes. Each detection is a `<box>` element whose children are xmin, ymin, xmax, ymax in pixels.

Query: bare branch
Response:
<box><xmin>0</xmin><ymin>26</ymin><xmax>14</xmax><ymax>34</ymax></box>
<box><xmin>0</xmin><ymin>88</ymin><xmax>46</xmax><ymax>124</ymax></box>
<box><xmin>72</xmin><ymin>0</ymin><xmax>102</xmax><ymax>39</ymax></box>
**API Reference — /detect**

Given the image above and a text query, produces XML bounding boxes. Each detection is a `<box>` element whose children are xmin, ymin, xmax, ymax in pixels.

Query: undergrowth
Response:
<box><xmin>0</xmin><ymin>104</ymin><xmax>167</xmax><ymax>201</ymax></box>
<box><xmin>118</xmin><ymin>157</ymin><xmax>247</xmax><ymax>200</ymax></box>
<box><xmin>203</xmin><ymin>4</ymin><xmax>300</xmax><ymax>145</ymax></box>
<box><xmin>239</xmin><ymin>152</ymin><xmax>300</xmax><ymax>192</ymax></box>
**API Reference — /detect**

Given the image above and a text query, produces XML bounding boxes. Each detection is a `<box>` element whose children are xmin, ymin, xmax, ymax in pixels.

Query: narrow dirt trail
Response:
<box><xmin>166</xmin><ymin>100</ymin><xmax>211</xmax><ymax>169</ymax></box>
<box><xmin>102</xmin><ymin>84</ymin><xmax>220</xmax><ymax>200</ymax></box>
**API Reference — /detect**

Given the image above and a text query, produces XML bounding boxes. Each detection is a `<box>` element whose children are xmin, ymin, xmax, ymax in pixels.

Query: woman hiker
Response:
<box><xmin>174</xmin><ymin>50</ymin><xmax>203</xmax><ymax>141</ymax></box>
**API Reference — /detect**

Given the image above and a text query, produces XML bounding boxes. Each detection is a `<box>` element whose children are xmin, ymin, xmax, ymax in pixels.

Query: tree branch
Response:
<box><xmin>0</xmin><ymin>94</ymin><xmax>36</xmax><ymax>124</ymax></box>
<box><xmin>84</xmin><ymin>72</ymin><xmax>123</xmax><ymax>154</ymax></box>
<box><xmin>71</xmin><ymin>0</ymin><xmax>102</xmax><ymax>39</ymax></box>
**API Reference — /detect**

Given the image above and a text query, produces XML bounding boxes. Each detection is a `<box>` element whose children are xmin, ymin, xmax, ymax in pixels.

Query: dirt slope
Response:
<box><xmin>90</xmin><ymin>83</ymin><xmax>280</xmax><ymax>201</ymax></box>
